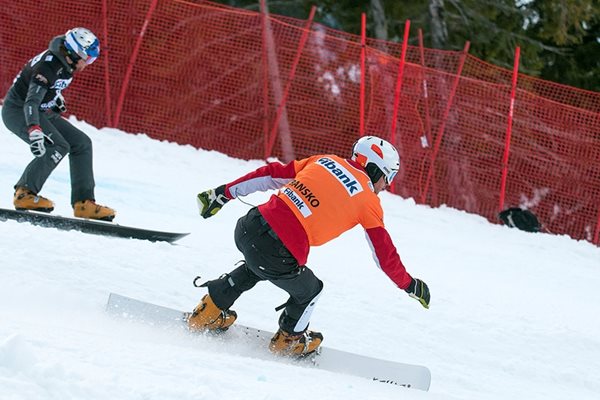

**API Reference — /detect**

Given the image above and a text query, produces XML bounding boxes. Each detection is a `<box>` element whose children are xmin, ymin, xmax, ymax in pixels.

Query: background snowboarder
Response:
<box><xmin>1</xmin><ymin>27</ymin><xmax>115</xmax><ymax>221</ymax></box>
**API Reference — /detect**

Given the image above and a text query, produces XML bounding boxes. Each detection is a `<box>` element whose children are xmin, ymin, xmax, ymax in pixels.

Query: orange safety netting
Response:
<box><xmin>1</xmin><ymin>0</ymin><xmax>599</xmax><ymax>244</ymax></box>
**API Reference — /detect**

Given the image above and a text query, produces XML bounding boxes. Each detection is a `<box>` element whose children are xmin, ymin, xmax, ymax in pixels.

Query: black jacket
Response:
<box><xmin>5</xmin><ymin>35</ymin><xmax>74</xmax><ymax>127</ymax></box>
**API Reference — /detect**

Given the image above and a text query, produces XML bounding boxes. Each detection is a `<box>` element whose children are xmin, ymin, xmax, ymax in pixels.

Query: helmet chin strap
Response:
<box><xmin>57</xmin><ymin>45</ymin><xmax>76</xmax><ymax>73</ymax></box>
<box><xmin>365</xmin><ymin>163</ymin><xmax>384</xmax><ymax>184</ymax></box>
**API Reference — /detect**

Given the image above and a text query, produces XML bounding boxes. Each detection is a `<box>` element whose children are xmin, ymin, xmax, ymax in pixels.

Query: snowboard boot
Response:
<box><xmin>187</xmin><ymin>294</ymin><xmax>237</xmax><ymax>332</ymax></box>
<box><xmin>73</xmin><ymin>200</ymin><xmax>116</xmax><ymax>221</ymax></box>
<box><xmin>269</xmin><ymin>328</ymin><xmax>323</xmax><ymax>356</ymax></box>
<box><xmin>13</xmin><ymin>187</ymin><xmax>54</xmax><ymax>212</ymax></box>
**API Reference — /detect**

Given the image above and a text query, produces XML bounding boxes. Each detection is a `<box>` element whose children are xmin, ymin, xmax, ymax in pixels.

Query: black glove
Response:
<box><xmin>197</xmin><ymin>184</ymin><xmax>230</xmax><ymax>219</ymax></box>
<box><xmin>28</xmin><ymin>125</ymin><xmax>54</xmax><ymax>157</ymax></box>
<box><xmin>51</xmin><ymin>93</ymin><xmax>67</xmax><ymax>113</ymax></box>
<box><xmin>405</xmin><ymin>278</ymin><xmax>430</xmax><ymax>309</ymax></box>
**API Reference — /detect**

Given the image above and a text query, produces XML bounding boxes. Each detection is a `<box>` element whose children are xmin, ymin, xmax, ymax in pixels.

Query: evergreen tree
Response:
<box><xmin>212</xmin><ymin>0</ymin><xmax>600</xmax><ymax>91</ymax></box>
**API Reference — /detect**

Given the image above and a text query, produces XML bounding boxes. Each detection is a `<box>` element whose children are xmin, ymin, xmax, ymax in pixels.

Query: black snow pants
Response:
<box><xmin>207</xmin><ymin>207</ymin><xmax>323</xmax><ymax>335</ymax></box>
<box><xmin>2</xmin><ymin>96</ymin><xmax>95</xmax><ymax>205</ymax></box>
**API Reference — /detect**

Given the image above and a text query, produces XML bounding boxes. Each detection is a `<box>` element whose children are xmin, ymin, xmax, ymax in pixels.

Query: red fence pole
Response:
<box><xmin>359</xmin><ymin>12</ymin><xmax>366</xmax><ymax>137</ymax></box>
<box><xmin>113</xmin><ymin>0</ymin><xmax>158</xmax><ymax>128</ymax></box>
<box><xmin>264</xmin><ymin>5</ymin><xmax>316</xmax><ymax>160</ymax></box>
<box><xmin>498</xmin><ymin>46</ymin><xmax>520</xmax><ymax>212</ymax></box>
<box><xmin>594</xmin><ymin>206</ymin><xmax>600</xmax><ymax>244</ymax></box>
<box><xmin>417</xmin><ymin>28</ymin><xmax>434</xmax><ymax>203</ymax></box>
<box><xmin>101</xmin><ymin>0</ymin><xmax>112</xmax><ymax>127</ymax></box>
<box><xmin>389</xmin><ymin>19</ymin><xmax>410</xmax><ymax>148</ymax></box>
<box><xmin>261</xmin><ymin>6</ymin><xmax>271</xmax><ymax>159</ymax></box>
<box><xmin>420</xmin><ymin>41</ymin><xmax>470</xmax><ymax>204</ymax></box>
<box><xmin>261</xmin><ymin>0</ymin><xmax>294</xmax><ymax>160</ymax></box>
<box><xmin>417</xmin><ymin>29</ymin><xmax>433</xmax><ymax>147</ymax></box>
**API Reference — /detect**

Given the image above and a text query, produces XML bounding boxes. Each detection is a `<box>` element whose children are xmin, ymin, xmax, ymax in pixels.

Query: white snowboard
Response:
<box><xmin>105</xmin><ymin>293</ymin><xmax>431</xmax><ymax>391</ymax></box>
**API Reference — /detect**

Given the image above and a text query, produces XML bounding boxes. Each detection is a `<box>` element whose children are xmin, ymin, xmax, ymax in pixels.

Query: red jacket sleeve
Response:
<box><xmin>365</xmin><ymin>226</ymin><xmax>413</xmax><ymax>290</ymax></box>
<box><xmin>225</xmin><ymin>161</ymin><xmax>297</xmax><ymax>199</ymax></box>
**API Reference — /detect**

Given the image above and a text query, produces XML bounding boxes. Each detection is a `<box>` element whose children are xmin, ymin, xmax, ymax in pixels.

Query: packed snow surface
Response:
<box><xmin>1</xmin><ymin>114</ymin><xmax>599</xmax><ymax>400</ymax></box>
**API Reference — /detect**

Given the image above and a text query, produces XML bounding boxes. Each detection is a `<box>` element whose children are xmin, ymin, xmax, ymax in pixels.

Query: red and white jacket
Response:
<box><xmin>223</xmin><ymin>155</ymin><xmax>412</xmax><ymax>290</ymax></box>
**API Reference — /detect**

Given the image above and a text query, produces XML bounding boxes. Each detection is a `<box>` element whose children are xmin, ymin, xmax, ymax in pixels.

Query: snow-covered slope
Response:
<box><xmin>1</xmin><ymin>114</ymin><xmax>599</xmax><ymax>400</ymax></box>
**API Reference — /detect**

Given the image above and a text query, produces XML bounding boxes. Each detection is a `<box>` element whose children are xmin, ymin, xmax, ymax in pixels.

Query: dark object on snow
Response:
<box><xmin>498</xmin><ymin>207</ymin><xmax>541</xmax><ymax>233</ymax></box>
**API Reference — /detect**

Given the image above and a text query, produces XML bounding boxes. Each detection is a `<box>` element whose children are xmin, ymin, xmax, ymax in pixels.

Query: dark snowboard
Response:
<box><xmin>0</xmin><ymin>207</ymin><xmax>189</xmax><ymax>243</ymax></box>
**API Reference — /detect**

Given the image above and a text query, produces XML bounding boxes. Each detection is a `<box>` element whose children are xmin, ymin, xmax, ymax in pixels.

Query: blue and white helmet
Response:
<box><xmin>64</xmin><ymin>27</ymin><xmax>100</xmax><ymax>65</ymax></box>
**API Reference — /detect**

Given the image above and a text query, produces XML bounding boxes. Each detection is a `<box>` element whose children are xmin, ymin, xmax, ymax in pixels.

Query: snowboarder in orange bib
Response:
<box><xmin>192</xmin><ymin>136</ymin><xmax>430</xmax><ymax>356</ymax></box>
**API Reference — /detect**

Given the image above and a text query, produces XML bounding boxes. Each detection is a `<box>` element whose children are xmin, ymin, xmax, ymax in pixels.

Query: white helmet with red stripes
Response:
<box><xmin>351</xmin><ymin>136</ymin><xmax>400</xmax><ymax>184</ymax></box>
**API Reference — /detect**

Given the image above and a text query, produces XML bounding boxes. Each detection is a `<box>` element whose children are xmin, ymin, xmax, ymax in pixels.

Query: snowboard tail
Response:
<box><xmin>106</xmin><ymin>293</ymin><xmax>431</xmax><ymax>391</ymax></box>
<box><xmin>0</xmin><ymin>207</ymin><xmax>188</xmax><ymax>243</ymax></box>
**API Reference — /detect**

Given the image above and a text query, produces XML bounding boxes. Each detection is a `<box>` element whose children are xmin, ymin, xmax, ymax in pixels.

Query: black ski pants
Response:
<box><xmin>2</xmin><ymin>98</ymin><xmax>95</xmax><ymax>205</ymax></box>
<box><xmin>207</xmin><ymin>207</ymin><xmax>323</xmax><ymax>335</ymax></box>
